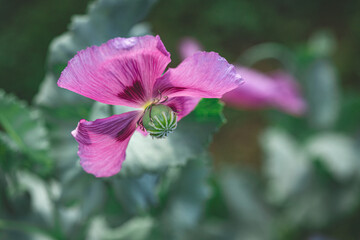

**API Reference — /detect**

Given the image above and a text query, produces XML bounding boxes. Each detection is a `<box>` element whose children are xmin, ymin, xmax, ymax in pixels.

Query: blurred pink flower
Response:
<box><xmin>179</xmin><ymin>37</ymin><xmax>306</xmax><ymax>115</ymax></box>
<box><xmin>58</xmin><ymin>35</ymin><xmax>242</xmax><ymax>177</ymax></box>
<box><xmin>222</xmin><ymin>67</ymin><xmax>306</xmax><ymax>115</ymax></box>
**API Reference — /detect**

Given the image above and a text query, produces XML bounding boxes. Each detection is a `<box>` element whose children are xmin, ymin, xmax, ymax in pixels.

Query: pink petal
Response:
<box><xmin>72</xmin><ymin>111</ymin><xmax>142</xmax><ymax>177</ymax></box>
<box><xmin>270</xmin><ymin>71</ymin><xmax>307</xmax><ymax>115</ymax></box>
<box><xmin>58</xmin><ymin>35</ymin><xmax>171</xmax><ymax>108</ymax></box>
<box><xmin>164</xmin><ymin>96</ymin><xmax>201</xmax><ymax>121</ymax></box>
<box><xmin>178</xmin><ymin>37</ymin><xmax>203</xmax><ymax>59</ymax></box>
<box><xmin>222</xmin><ymin>67</ymin><xmax>276</xmax><ymax>108</ymax></box>
<box><xmin>153</xmin><ymin>52</ymin><xmax>243</xmax><ymax>99</ymax></box>
<box><xmin>222</xmin><ymin>67</ymin><xmax>306</xmax><ymax>115</ymax></box>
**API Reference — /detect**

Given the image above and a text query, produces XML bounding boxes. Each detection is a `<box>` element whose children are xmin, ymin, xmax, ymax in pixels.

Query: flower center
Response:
<box><xmin>141</xmin><ymin>104</ymin><xmax>178</xmax><ymax>139</ymax></box>
<box><xmin>142</xmin><ymin>101</ymin><xmax>153</xmax><ymax>110</ymax></box>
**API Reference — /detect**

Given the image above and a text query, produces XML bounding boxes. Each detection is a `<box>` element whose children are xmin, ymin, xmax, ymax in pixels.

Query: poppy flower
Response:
<box><xmin>58</xmin><ymin>35</ymin><xmax>242</xmax><ymax>177</ymax></box>
<box><xmin>179</xmin><ymin>37</ymin><xmax>306</xmax><ymax>115</ymax></box>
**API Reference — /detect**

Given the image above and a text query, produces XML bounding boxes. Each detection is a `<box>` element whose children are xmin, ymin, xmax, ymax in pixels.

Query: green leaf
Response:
<box><xmin>306</xmin><ymin>133</ymin><xmax>358</xmax><ymax>181</ymax></box>
<box><xmin>58</xmin><ymin>166</ymin><xmax>106</xmax><ymax>220</ymax></box>
<box><xmin>89</xmin><ymin>102</ymin><xmax>111</xmax><ymax>121</ymax></box>
<box><xmin>81</xmin><ymin>180</ymin><xmax>107</xmax><ymax>219</ymax></box>
<box><xmin>17</xmin><ymin>172</ymin><xmax>55</xmax><ymax>225</ymax></box>
<box><xmin>111</xmin><ymin>174</ymin><xmax>158</xmax><ymax>215</ymax></box>
<box><xmin>188</xmin><ymin>98</ymin><xmax>225</xmax><ymax>123</ymax></box>
<box><xmin>0</xmin><ymin>218</ymin><xmax>55</xmax><ymax>240</ymax></box>
<box><xmin>261</xmin><ymin>128</ymin><xmax>310</xmax><ymax>204</ymax></box>
<box><xmin>308</xmin><ymin>30</ymin><xmax>336</xmax><ymax>58</ymax></box>
<box><xmin>261</xmin><ymin>130</ymin><xmax>360</xmax><ymax>228</ymax></box>
<box><xmin>68</xmin><ymin>0</ymin><xmax>156</xmax><ymax>46</ymax></box>
<box><xmin>160</xmin><ymin>159</ymin><xmax>211</xmax><ymax>240</ymax></box>
<box><xmin>39</xmin><ymin>105</ymin><xmax>87</xmax><ymax>173</ymax></box>
<box><xmin>304</xmin><ymin>59</ymin><xmax>340</xmax><ymax>129</ymax></box>
<box><xmin>217</xmin><ymin>168</ymin><xmax>274</xmax><ymax>239</ymax></box>
<box><xmin>336</xmin><ymin>93</ymin><xmax>360</xmax><ymax>132</ymax></box>
<box><xmin>35</xmin><ymin>73</ymin><xmax>92</xmax><ymax>108</ymax></box>
<box><xmin>0</xmin><ymin>170</ymin><xmax>31</xmax><ymax>217</ymax></box>
<box><xmin>87</xmin><ymin>216</ymin><xmax>155</xmax><ymax>240</ymax></box>
<box><xmin>0</xmin><ymin>90</ymin><xmax>52</xmax><ymax>176</ymax></box>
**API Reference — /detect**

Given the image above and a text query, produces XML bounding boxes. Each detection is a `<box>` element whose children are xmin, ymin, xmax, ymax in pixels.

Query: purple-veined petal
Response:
<box><xmin>164</xmin><ymin>96</ymin><xmax>201</xmax><ymax>121</ymax></box>
<box><xmin>58</xmin><ymin>35</ymin><xmax>171</xmax><ymax>107</ymax></box>
<box><xmin>222</xmin><ymin>67</ymin><xmax>306</xmax><ymax>115</ymax></box>
<box><xmin>72</xmin><ymin>111</ymin><xmax>142</xmax><ymax>177</ymax></box>
<box><xmin>153</xmin><ymin>52</ymin><xmax>243</xmax><ymax>99</ymax></box>
<box><xmin>178</xmin><ymin>37</ymin><xmax>203</xmax><ymax>59</ymax></box>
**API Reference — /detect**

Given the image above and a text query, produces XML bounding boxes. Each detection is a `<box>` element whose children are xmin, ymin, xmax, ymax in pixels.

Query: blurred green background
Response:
<box><xmin>1</xmin><ymin>0</ymin><xmax>360</xmax><ymax>239</ymax></box>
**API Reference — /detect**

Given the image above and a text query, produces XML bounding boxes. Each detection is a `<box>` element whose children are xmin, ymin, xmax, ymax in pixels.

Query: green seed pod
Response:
<box><xmin>142</xmin><ymin>104</ymin><xmax>178</xmax><ymax>138</ymax></box>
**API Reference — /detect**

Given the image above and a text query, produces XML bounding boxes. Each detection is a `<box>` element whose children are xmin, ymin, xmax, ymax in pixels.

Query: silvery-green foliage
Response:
<box><xmin>160</xmin><ymin>159</ymin><xmax>211</xmax><ymax>240</ymax></box>
<box><xmin>0</xmin><ymin>171</ymin><xmax>57</xmax><ymax>240</ymax></box>
<box><xmin>306</xmin><ymin>133</ymin><xmax>358</xmax><ymax>181</ymax></box>
<box><xmin>218</xmin><ymin>168</ymin><xmax>273</xmax><ymax>240</ymax></box>
<box><xmin>111</xmin><ymin>174</ymin><xmax>158</xmax><ymax>215</ymax></box>
<box><xmin>304</xmin><ymin>60</ymin><xmax>340</xmax><ymax>129</ymax></box>
<box><xmin>87</xmin><ymin>216</ymin><xmax>155</xmax><ymax>240</ymax></box>
<box><xmin>261</xmin><ymin>127</ymin><xmax>360</xmax><ymax>228</ymax></box>
<box><xmin>0</xmin><ymin>90</ymin><xmax>52</xmax><ymax>176</ymax></box>
<box><xmin>85</xmin><ymin>158</ymin><xmax>211</xmax><ymax>240</ymax></box>
<box><xmin>178</xmin><ymin>167</ymin><xmax>275</xmax><ymax>240</ymax></box>
<box><xmin>261</xmin><ymin>128</ymin><xmax>309</xmax><ymax>204</ymax></box>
